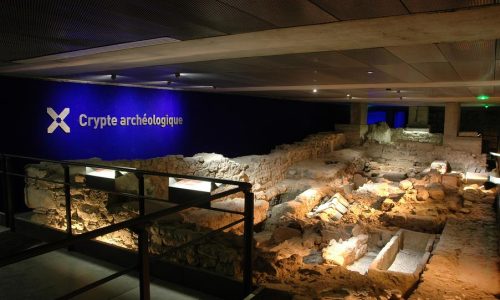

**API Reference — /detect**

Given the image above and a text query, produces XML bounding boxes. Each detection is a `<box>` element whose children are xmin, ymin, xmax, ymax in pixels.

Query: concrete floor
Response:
<box><xmin>0</xmin><ymin>244</ymin><xmax>221</xmax><ymax>300</ymax></box>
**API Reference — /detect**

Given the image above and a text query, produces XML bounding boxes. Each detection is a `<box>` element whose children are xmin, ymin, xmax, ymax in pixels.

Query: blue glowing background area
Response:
<box><xmin>367</xmin><ymin>111</ymin><xmax>387</xmax><ymax>124</ymax></box>
<box><xmin>394</xmin><ymin>111</ymin><xmax>406</xmax><ymax>128</ymax></box>
<box><xmin>41</xmin><ymin>82</ymin><xmax>185</xmax><ymax>159</ymax></box>
<box><xmin>0</xmin><ymin>77</ymin><xmax>348</xmax><ymax>160</ymax></box>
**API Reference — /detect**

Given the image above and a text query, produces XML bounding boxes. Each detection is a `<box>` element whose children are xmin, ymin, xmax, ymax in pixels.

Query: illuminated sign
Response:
<box><xmin>78</xmin><ymin>113</ymin><xmax>183</xmax><ymax>129</ymax></box>
<box><xmin>47</xmin><ymin>107</ymin><xmax>71</xmax><ymax>133</ymax></box>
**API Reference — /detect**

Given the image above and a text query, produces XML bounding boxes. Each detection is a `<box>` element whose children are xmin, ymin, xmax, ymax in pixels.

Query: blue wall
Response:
<box><xmin>368</xmin><ymin>106</ymin><xmax>407</xmax><ymax>128</ymax></box>
<box><xmin>0</xmin><ymin>76</ymin><xmax>349</xmax><ymax>160</ymax></box>
<box><xmin>367</xmin><ymin>111</ymin><xmax>387</xmax><ymax>125</ymax></box>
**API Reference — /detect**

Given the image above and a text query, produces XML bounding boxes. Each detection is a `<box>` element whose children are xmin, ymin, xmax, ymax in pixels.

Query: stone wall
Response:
<box><xmin>110</xmin><ymin>132</ymin><xmax>346</xmax><ymax>198</ymax></box>
<box><xmin>361</xmin><ymin>122</ymin><xmax>443</xmax><ymax>145</ymax></box>
<box><xmin>363</xmin><ymin>141</ymin><xmax>486</xmax><ymax>171</ymax></box>
<box><xmin>23</xmin><ymin>131</ymin><xmax>346</xmax><ymax>277</ymax></box>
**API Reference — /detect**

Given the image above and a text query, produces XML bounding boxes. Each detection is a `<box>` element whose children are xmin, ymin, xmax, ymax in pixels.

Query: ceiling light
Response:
<box><xmin>367</xmin><ymin>71</ymin><xmax>373</xmax><ymax>74</ymax></box>
<box><xmin>484</xmin><ymin>104</ymin><xmax>489</xmax><ymax>109</ymax></box>
<box><xmin>477</xmin><ymin>94</ymin><xmax>489</xmax><ymax>101</ymax></box>
<box><xmin>313</xmin><ymin>89</ymin><xmax>318</xmax><ymax>93</ymax></box>
<box><xmin>346</xmin><ymin>94</ymin><xmax>351</xmax><ymax>97</ymax></box>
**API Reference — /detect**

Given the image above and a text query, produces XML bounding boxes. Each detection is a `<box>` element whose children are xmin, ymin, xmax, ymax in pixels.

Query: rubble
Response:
<box><xmin>22</xmin><ymin>130</ymin><xmax>497</xmax><ymax>299</ymax></box>
<box><xmin>322</xmin><ymin>234</ymin><xmax>369</xmax><ymax>266</ymax></box>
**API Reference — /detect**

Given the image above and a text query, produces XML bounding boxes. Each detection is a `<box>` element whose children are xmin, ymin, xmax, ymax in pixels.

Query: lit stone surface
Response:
<box><xmin>22</xmin><ymin>130</ymin><xmax>497</xmax><ymax>299</ymax></box>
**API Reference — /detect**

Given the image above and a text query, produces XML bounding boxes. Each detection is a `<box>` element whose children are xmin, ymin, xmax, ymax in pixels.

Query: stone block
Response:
<box><xmin>416</xmin><ymin>188</ymin><xmax>429</xmax><ymax>201</ymax></box>
<box><xmin>430</xmin><ymin>160</ymin><xmax>450</xmax><ymax>174</ymax></box>
<box><xmin>25</xmin><ymin>186</ymin><xmax>56</xmax><ymax>209</ymax></box>
<box><xmin>427</xmin><ymin>183</ymin><xmax>445</xmax><ymax>201</ymax></box>
<box><xmin>322</xmin><ymin>234</ymin><xmax>369</xmax><ymax>266</ymax></box>
<box><xmin>441</xmin><ymin>174</ymin><xmax>460</xmax><ymax>190</ymax></box>
<box><xmin>399</xmin><ymin>180</ymin><xmax>413</xmax><ymax>190</ymax></box>
<box><xmin>271</xmin><ymin>226</ymin><xmax>302</xmax><ymax>243</ymax></box>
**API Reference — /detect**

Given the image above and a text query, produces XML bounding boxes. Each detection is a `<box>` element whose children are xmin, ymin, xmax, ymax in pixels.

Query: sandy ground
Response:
<box><xmin>409</xmin><ymin>197</ymin><xmax>499</xmax><ymax>300</ymax></box>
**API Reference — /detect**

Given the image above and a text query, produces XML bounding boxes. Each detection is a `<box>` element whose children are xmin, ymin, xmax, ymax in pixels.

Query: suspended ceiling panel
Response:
<box><xmin>340</xmin><ymin>48</ymin><xmax>404</xmax><ymax>66</ymax></box>
<box><xmin>310</xmin><ymin>0</ymin><xmax>409</xmax><ymax>20</ymax></box>
<box><xmin>450</xmin><ymin>61</ymin><xmax>495</xmax><ymax>81</ymax></box>
<box><xmin>438</xmin><ymin>40</ymin><xmax>496</xmax><ymax>62</ymax></box>
<box><xmin>410</xmin><ymin>62</ymin><xmax>462</xmax><ymax>81</ymax></box>
<box><xmin>156</xmin><ymin>0</ymin><xmax>275</xmax><ymax>34</ymax></box>
<box><xmin>0</xmin><ymin>1</ymin><xmax>228</xmax><ymax>61</ymax></box>
<box><xmin>401</xmin><ymin>0</ymin><xmax>495</xmax><ymax>13</ymax></box>
<box><xmin>373</xmin><ymin>64</ymin><xmax>430</xmax><ymax>82</ymax></box>
<box><xmin>217</xmin><ymin>0</ymin><xmax>337</xmax><ymax>26</ymax></box>
<box><xmin>1</xmin><ymin>2</ymin><xmax>499</xmax><ymax>104</ymax></box>
<box><xmin>385</xmin><ymin>44</ymin><xmax>447</xmax><ymax>63</ymax></box>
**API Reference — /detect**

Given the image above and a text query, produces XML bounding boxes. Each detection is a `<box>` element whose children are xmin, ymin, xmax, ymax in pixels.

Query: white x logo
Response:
<box><xmin>47</xmin><ymin>107</ymin><xmax>71</xmax><ymax>133</ymax></box>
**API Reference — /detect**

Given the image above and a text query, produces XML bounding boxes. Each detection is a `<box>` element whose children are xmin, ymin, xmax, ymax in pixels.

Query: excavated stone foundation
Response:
<box><xmin>23</xmin><ymin>129</ymin><xmax>498</xmax><ymax>299</ymax></box>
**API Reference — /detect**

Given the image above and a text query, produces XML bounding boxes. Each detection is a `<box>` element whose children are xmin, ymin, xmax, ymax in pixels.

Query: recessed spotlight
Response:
<box><xmin>367</xmin><ymin>71</ymin><xmax>373</xmax><ymax>74</ymax></box>
<box><xmin>346</xmin><ymin>94</ymin><xmax>351</xmax><ymax>97</ymax></box>
<box><xmin>313</xmin><ymin>88</ymin><xmax>318</xmax><ymax>93</ymax></box>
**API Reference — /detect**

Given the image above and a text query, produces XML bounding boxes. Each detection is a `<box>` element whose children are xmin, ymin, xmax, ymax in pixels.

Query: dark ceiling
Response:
<box><xmin>0</xmin><ymin>0</ymin><xmax>497</xmax><ymax>62</ymax></box>
<box><xmin>0</xmin><ymin>0</ymin><xmax>499</xmax><ymax>104</ymax></box>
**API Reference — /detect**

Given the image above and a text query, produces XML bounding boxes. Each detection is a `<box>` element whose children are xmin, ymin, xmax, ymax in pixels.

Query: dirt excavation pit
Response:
<box><xmin>22</xmin><ymin>132</ymin><xmax>499</xmax><ymax>299</ymax></box>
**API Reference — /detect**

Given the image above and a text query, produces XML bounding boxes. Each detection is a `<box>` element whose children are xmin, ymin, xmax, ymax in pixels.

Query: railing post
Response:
<box><xmin>136</xmin><ymin>172</ymin><xmax>150</xmax><ymax>300</ymax></box>
<box><xmin>243</xmin><ymin>188</ymin><xmax>254</xmax><ymax>296</ymax></box>
<box><xmin>2</xmin><ymin>155</ymin><xmax>14</xmax><ymax>231</ymax></box>
<box><xmin>137</xmin><ymin>172</ymin><xmax>145</xmax><ymax>216</ymax></box>
<box><xmin>1</xmin><ymin>154</ymin><xmax>6</xmax><ymax>227</ymax></box>
<box><xmin>63</xmin><ymin>165</ymin><xmax>72</xmax><ymax>239</ymax></box>
<box><xmin>138</xmin><ymin>227</ymin><xmax>150</xmax><ymax>300</ymax></box>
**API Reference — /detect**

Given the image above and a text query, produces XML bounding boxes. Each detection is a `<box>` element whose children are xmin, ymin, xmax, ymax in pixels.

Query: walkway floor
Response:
<box><xmin>410</xmin><ymin>197</ymin><xmax>500</xmax><ymax>300</ymax></box>
<box><xmin>0</xmin><ymin>232</ymin><xmax>221</xmax><ymax>300</ymax></box>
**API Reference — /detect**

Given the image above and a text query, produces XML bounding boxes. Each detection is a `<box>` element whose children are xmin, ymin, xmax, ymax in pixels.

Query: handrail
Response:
<box><xmin>2</xmin><ymin>153</ymin><xmax>252</xmax><ymax>188</ymax></box>
<box><xmin>0</xmin><ymin>153</ymin><xmax>255</xmax><ymax>300</ymax></box>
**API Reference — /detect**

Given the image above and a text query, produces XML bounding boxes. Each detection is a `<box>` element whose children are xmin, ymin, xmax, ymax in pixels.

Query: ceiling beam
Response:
<box><xmin>193</xmin><ymin>80</ymin><xmax>500</xmax><ymax>92</ymax></box>
<box><xmin>2</xmin><ymin>5</ymin><xmax>500</xmax><ymax>76</ymax></box>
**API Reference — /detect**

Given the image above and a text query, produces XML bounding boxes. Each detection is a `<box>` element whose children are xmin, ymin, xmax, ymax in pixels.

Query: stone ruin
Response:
<box><xmin>23</xmin><ymin>129</ymin><xmax>497</xmax><ymax>299</ymax></box>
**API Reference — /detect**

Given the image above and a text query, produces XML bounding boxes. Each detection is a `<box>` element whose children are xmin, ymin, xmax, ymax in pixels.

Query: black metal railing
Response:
<box><xmin>0</xmin><ymin>153</ymin><xmax>254</xmax><ymax>299</ymax></box>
